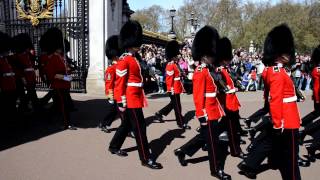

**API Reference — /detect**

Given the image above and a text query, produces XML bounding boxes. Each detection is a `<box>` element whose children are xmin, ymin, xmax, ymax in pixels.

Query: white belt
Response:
<box><xmin>226</xmin><ymin>88</ymin><xmax>236</xmax><ymax>94</ymax></box>
<box><xmin>205</xmin><ymin>92</ymin><xmax>217</xmax><ymax>97</ymax></box>
<box><xmin>283</xmin><ymin>96</ymin><xmax>297</xmax><ymax>103</ymax></box>
<box><xmin>127</xmin><ymin>82</ymin><xmax>143</xmax><ymax>87</ymax></box>
<box><xmin>3</xmin><ymin>72</ymin><xmax>15</xmax><ymax>77</ymax></box>
<box><xmin>174</xmin><ymin>77</ymin><xmax>181</xmax><ymax>81</ymax></box>
<box><xmin>24</xmin><ymin>68</ymin><xmax>34</xmax><ymax>72</ymax></box>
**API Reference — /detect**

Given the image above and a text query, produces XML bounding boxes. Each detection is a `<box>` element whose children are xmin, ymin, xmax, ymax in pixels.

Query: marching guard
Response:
<box><xmin>100</xmin><ymin>35</ymin><xmax>122</xmax><ymax>133</ymax></box>
<box><xmin>41</xmin><ymin>28</ymin><xmax>77</xmax><ymax>130</ymax></box>
<box><xmin>174</xmin><ymin>26</ymin><xmax>231</xmax><ymax>180</ymax></box>
<box><xmin>0</xmin><ymin>32</ymin><xmax>17</xmax><ymax>119</ymax></box>
<box><xmin>263</xmin><ymin>24</ymin><xmax>301</xmax><ymax>180</ymax></box>
<box><xmin>216</xmin><ymin>37</ymin><xmax>246</xmax><ymax>159</ymax></box>
<box><xmin>109</xmin><ymin>20</ymin><xmax>162</xmax><ymax>169</ymax></box>
<box><xmin>154</xmin><ymin>40</ymin><xmax>191</xmax><ymax>129</ymax></box>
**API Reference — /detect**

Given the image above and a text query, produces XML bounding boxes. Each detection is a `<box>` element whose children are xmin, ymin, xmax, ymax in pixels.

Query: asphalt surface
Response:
<box><xmin>0</xmin><ymin>91</ymin><xmax>318</xmax><ymax>180</ymax></box>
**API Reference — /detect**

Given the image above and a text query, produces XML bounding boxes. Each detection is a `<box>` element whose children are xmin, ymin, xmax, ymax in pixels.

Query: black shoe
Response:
<box><xmin>154</xmin><ymin>112</ymin><xmax>164</xmax><ymax>123</ymax></box>
<box><xmin>244</xmin><ymin>118</ymin><xmax>252</xmax><ymax>129</ymax></box>
<box><xmin>182</xmin><ymin>124</ymin><xmax>191</xmax><ymax>130</ymax></box>
<box><xmin>141</xmin><ymin>159</ymin><xmax>163</xmax><ymax>169</ymax></box>
<box><xmin>65</xmin><ymin>125</ymin><xmax>77</xmax><ymax>130</ymax></box>
<box><xmin>196</xmin><ymin>126</ymin><xmax>201</xmax><ymax>133</ymax></box>
<box><xmin>239</xmin><ymin>130</ymin><xmax>248</xmax><ymax>136</ymax></box>
<box><xmin>306</xmin><ymin>146</ymin><xmax>316</xmax><ymax>162</ymax></box>
<box><xmin>298</xmin><ymin>131</ymin><xmax>306</xmax><ymax>145</ymax></box>
<box><xmin>249</xmin><ymin>129</ymin><xmax>256</xmax><ymax>141</ymax></box>
<box><xmin>246</xmin><ymin>143</ymin><xmax>254</xmax><ymax>152</ymax></box>
<box><xmin>101</xmin><ymin>126</ymin><xmax>111</xmax><ymax>133</ymax></box>
<box><xmin>127</xmin><ymin>131</ymin><xmax>135</xmax><ymax>138</ymax></box>
<box><xmin>174</xmin><ymin>149</ymin><xmax>187</xmax><ymax>166</ymax></box>
<box><xmin>211</xmin><ymin>169</ymin><xmax>232</xmax><ymax>180</ymax></box>
<box><xmin>202</xmin><ymin>144</ymin><xmax>208</xmax><ymax>151</ymax></box>
<box><xmin>237</xmin><ymin>162</ymin><xmax>257</xmax><ymax>179</ymax></box>
<box><xmin>235</xmin><ymin>152</ymin><xmax>247</xmax><ymax>159</ymax></box>
<box><xmin>298</xmin><ymin>156</ymin><xmax>310</xmax><ymax>167</ymax></box>
<box><xmin>240</xmin><ymin>139</ymin><xmax>246</xmax><ymax>145</ymax></box>
<box><xmin>109</xmin><ymin>148</ymin><xmax>128</xmax><ymax>157</ymax></box>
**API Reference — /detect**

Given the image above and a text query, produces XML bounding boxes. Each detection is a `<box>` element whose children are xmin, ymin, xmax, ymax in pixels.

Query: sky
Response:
<box><xmin>127</xmin><ymin>0</ymin><xmax>303</xmax><ymax>11</ymax></box>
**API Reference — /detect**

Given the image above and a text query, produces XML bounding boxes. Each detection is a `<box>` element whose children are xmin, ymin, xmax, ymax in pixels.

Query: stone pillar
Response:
<box><xmin>87</xmin><ymin>0</ymin><xmax>107</xmax><ymax>94</ymax></box>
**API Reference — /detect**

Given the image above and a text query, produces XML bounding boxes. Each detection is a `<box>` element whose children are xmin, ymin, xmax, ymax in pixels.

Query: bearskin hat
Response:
<box><xmin>42</xmin><ymin>27</ymin><xmax>64</xmax><ymax>54</ymax></box>
<box><xmin>311</xmin><ymin>45</ymin><xmax>320</xmax><ymax>65</ymax></box>
<box><xmin>262</xmin><ymin>24</ymin><xmax>295</xmax><ymax>66</ymax></box>
<box><xmin>192</xmin><ymin>25</ymin><xmax>220</xmax><ymax>61</ymax></box>
<box><xmin>0</xmin><ymin>31</ymin><xmax>12</xmax><ymax>54</ymax></box>
<box><xmin>119</xmin><ymin>20</ymin><xmax>143</xmax><ymax>49</ymax></box>
<box><xmin>165</xmin><ymin>40</ymin><xmax>180</xmax><ymax>60</ymax></box>
<box><xmin>105</xmin><ymin>35</ymin><xmax>121</xmax><ymax>59</ymax></box>
<box><xmin>217</xmin><ymin>37</ymin><xmax>233</xmax><ymax>61</ymax></box>
<box><xmin>13</xmin><ymin>33</ymin><xmax>33</xmax><ymax>53</ymax></box>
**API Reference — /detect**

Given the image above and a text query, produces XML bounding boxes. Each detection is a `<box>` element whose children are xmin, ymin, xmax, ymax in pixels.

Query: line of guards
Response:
<box><xmin>0</xmin><ymin>28</ymin><xmax>77</xmax><ymax>130</ymax></box>
<box><xmin>101</xmin><ymin>21</ymin><xmax>320</xmax><ymax>180</ymax></box>
<box><xmin>1</xmin><ymin>20</ymin><xmax>320</xmax><ymax>180</ymax></box>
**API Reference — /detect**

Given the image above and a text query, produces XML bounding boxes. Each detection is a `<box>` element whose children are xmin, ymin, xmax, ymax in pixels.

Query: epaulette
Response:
<box><xmin>216</xmin><ymin>66</ymin><xmax>224</xmax><ymax>72</ymax></box>
<box><xmin>197</xmin><ymin>63</ymin><xmax>207</xmax><ymax>71</ymax></box>
<box><xmin>273</xmin><ymin>66</ymin><xmax>280</xmax><ymax>73</ymax></box>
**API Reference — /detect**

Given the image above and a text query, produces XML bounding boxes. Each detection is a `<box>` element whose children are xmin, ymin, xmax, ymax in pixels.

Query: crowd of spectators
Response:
<box><xmin>137</xmin><ymin>42</ymin><xmax>313</xmax><ymax>94</ymax></box>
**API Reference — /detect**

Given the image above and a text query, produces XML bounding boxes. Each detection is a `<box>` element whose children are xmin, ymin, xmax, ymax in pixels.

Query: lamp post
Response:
<box><xmin>168</xmin><ymin>7</ymin><xmax>176</xmax><ymax>39</ymax></box>
<box><xmin>189</xmin><ymin>11</ymin><xmax>199</xmax><ymax>37</ymax></box>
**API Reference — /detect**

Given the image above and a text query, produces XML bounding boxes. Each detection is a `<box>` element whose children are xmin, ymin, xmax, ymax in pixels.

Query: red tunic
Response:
<box><xmin>15</xmin><ymin>52</ymin><xmax>36</xmax><ymax>87</ymax></box>
<box><xmin>0</xmin><ymin>56</ymin><xmax>16</xmax><ymax>91</ymax></box>
<box><xmin>217</xmin><ymin>66</ymin><xmax>241</xmax><ymax>112</ymax></box>
<box><xmin>165</xmin><ymin>61</ymin><xmax>184</xmax><ymax>94</ymax></box>
<box><xmin>105</xmin><ymin>64</ymin><xmax>116</xmax><ymax>96</ymax></box>
<box><xmin>265</xmin><ymin>65</ymin><xmax>300</xmax><ymax>129</ymax></box>
<box><xmin>311</xmin><ymin>67</ymin><xmax>320</xmax><ymax>103</ymax></box>
<box><xmin>193</xmin><ymin>63</ymin><xmax>225</xmax><ymax>121</ymax></box>
<box><xmin>46</xmin><ymin>53</ymin><xmax>71</xmax><ymax>89</ymax></box>
<box><xmin>114</xmin><ymin>53</ymin><xmax>146</xmax><ymax>108</ymax></box>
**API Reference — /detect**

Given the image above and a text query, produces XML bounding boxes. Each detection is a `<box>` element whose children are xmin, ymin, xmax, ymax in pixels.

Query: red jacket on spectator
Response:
<box><xmin>265</xmin><ymin>64</ymin><xmax>300</xmax><ymax>129</ymax></box>
<box><xmin>46</xmin><ymin>53</ymin><xmax>71</xmax><ymax>89</ymax></box>
<box><xmin>250</xmin><ymin>69</ymin><xmax>257</xmax><ymax>80</ymax></box>
<box><xmin>0</xmin><ymin>56</ymin><xmax>16</xmax><ymax>92</ymax></box>
<box><xmin>165</xmin><ymin>61</ymin><xmax>184</xmax><ymax>94</ymax></box>
<box><xmin>193</xmin><ymin>64</ymin><xmax>225</xmax><ymax>121</ymax></box>
<box><xmin>311</xmin><ymin>66</ymin><xmax>320</xmax><ymax>103</ymax></box>
<box><xmin>217</xmin><ymin>66</ymin><xmax>241</xmax><ymax>112</ymax></box>
<box><xmin>114</xmin><ymin>53</ymin><xmax>146</xmax><ymax>108</ymax></box>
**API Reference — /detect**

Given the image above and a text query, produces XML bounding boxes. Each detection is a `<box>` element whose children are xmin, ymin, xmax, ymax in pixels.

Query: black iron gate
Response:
<box><xmin>2</xmin><ymin>0</ymin><xmax>89</xmax><ymax>93</ymax></box>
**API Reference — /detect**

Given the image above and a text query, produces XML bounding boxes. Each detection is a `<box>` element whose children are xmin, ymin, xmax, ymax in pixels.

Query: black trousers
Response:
<box><xmin>301</xmin><ymin>102</ymin><xmax>320</xmax><ymax>127</ymax></box>
<box><xmin>158</xmin><ymin>94</ymin><xmax>185</xmax><ymax>126</ymax></box>
<box><xmin>223</xmin><ymin>110</ymin><xmax>242</xmax><ymax>156</ymax></box>
<box><xmin>303</xmin><ymin>119</ymin><xmax>320</xmax><ymax>136</ymax></box>
<box><xmin>0</xmin><ymin>91</ymin><xmax>17</xmax><ymax>120</ymax></box>
<box><xmin>309</xmin><ymin>139</ymin><xmax>320</xmax><ymax>152</ymax></box>
<box><xmin>52</xmin><ymin>89</ymin><xmax>72</xmax><ymax>127</ymax></box>
<box><xmin>16</xmin><ymin>79</ymin><xmax>39</xmax><ymax>110</ymax></box>
<box><xmin>101</xmin><ymin>101</ymin><xmax>118</xmax><ymax>127</ymax></box>
<box><xmin>109</xmin><ymin>108</ymin><xmax>151</xmax><ymax>162</ymax></box>
<box><xmin>179</xmin><ymin>121</ymin><xmax>222</xmax><ymax>173</ymax></box>
<box><xmin>272</xmin><ymin>129</ymin><xmax>301</xmax><ymax>180</ymax></box>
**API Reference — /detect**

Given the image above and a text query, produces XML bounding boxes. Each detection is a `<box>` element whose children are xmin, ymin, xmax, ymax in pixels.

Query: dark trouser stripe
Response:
<box><xmin>132</xmin><ymin>109</ymin><xmax>147</xmax><ymax>161</ymax></box>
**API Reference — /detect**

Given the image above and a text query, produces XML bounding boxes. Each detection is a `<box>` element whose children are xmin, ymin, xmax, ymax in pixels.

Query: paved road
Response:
<box><xmin>0</xmin><ymin>91</ymin><xmax>318</xmax><ymax>180</ymax></box>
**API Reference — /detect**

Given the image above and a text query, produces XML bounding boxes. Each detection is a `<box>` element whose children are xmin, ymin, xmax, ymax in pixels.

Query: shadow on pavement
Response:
<box><xmin>148</xmin><ymin>93</ymin><xmax>169</xmax><ymax>99</ymax></box>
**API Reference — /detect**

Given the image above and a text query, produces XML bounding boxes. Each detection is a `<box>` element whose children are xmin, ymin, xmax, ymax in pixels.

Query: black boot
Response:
<box><xmin>108</xmin><ymin>148</ymin><xmax>128</xmax><ymax>157</ymax></box>
<box><xmin>249</xmin><ymin>128</ymin><xmax>256</xmax><ymax>141</ymax></box>
<box><xmin>154</xmin><ymin>112</ymin><xmax>164</xmax><ymax>123</ymax></box>
<box><xmin>141</xmin><ymin>159</ymin><xmax>163</xmax><ymax>169</ymax></box>
<box><xmin>237</xmin><ymin>161</ymin><xmax>257</xmax><ymax>179</ymax></box>
<box><xmin>298</xmin><ymin>156</ymin><xmax>310</xmax><ymax>167</ymax></box>
<box><xmin>211</xmin><ymin>169</ymin><xmax>232</xmax><ymax>180</ymax></box>
<box><xmin>182</xmin><ymin>123</ymin><xmax>191</xmax><ymax>130</ymax></box>
<box><xmin>174</xmin><ymin>149</ymin><xmax>187</xmax><ymax>166</ymax></box>
<box><xmin>306</xmin><ymin>146</ymin><xmax>316</xmax><ymax>162</ymax></box>
<box><xmin>244</xmin><ymin>118</ymin><xmax>252</xmax><ymax>129</ymax></box>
